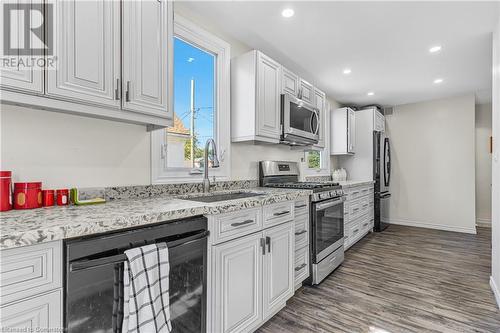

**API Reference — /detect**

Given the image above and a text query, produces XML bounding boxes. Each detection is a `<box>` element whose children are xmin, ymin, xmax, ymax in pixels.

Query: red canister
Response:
<box><xmin>14</xmin><ymin>182</ymin><xmax>42</xmax><ymax>210</ymax></box>
<box><xmin>0</xmin><ymin>171</ymin><xmax>12</xmax><ymax>211</ymax></box>
<box><xmin>42</xmin><ymin>190</ymin><xmax>55</xmax><ymax>207</ymax></box>
<box><xmin>56</xmin><ymin>189</ymin><xmax>69</xmax><ymax>206</ymax></box>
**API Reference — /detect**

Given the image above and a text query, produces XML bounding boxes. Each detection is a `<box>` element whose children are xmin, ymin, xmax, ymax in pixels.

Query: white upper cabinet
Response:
<box><xmin>0</xmin><ymin>0</ymin><xmax>43</xmax><ymax>94</ymax></box>
<box><xmin>331</xmin><ymin>107</ymin><xmax>356</xmax><ymax>155</ymax></box>
<box><xmin>46</xmin><ymin>0</ymin><xmax>121</xmax><ymax>108</ymax></box>
<box><xmin>262</xmin><ymin>222</ymin><xmax>294</xmax><ymax>320</ymax></box>
<box><xmin>0</xmin><ymin>0</ymin><xmax>173</xmax><ymax>128</ymax></box>
<box><xmin>231</xmin><ymin>50</ymin><xmax>281</xmax><ymax>143</ymax></box>
<box><xmin>281</xmin><ymin>67</ymin><xmax>299</xmax><ymax>97</ymax></box>
<box><xmin>299</xmin><ymin>78</ymin><xmax>314</xmax><ymax>104</ymax></box>
<box><xmin>314</xmin><ymin>87</ymin><xmax>326</xmax><ymax>148</ymax></box>
<box><xmin>122</xmin><ymin>0</ymin><xmax>172</xmax><ymax>117</ymax></box>
<box><xmin>256</xmin><ymin>52</ymin><xmax>281</xmax><ymax>140</ymax></box>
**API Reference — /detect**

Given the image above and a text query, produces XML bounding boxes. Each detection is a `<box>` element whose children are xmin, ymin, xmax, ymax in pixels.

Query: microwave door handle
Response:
<box><xmin>311</xmin><ymin>109</ymin><xmax>320</xmax><ymax>135</ymax></box>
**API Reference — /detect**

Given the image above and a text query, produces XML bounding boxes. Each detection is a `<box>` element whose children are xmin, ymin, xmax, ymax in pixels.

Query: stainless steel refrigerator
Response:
<box><xmin>374</xmin><ymin>131</ymin><xmax>391</xmax><ymax>231</ymax></box>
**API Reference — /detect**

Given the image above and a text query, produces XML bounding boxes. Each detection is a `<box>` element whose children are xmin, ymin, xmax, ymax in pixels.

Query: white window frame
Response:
<box><xmin>151</xmin><ymin>15</ymin><xmax>231</xmax><ymax>184</ymax></box>
<box><xmin>303</xmin><ymin>100</ymin><xmax>331</xmax><ymax>177</ymax></box>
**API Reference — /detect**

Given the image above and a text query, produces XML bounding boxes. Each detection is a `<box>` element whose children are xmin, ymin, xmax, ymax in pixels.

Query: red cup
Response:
<box><xmin>14</xmin><ymin>182</ymin><xmax>42</xmax><ymax>210</ymax></box>
<box><xmin>56</xmin><ymin>189</ymin><xmax>69</xmax><ymax>206</ymax></box>
<box><xmin>0</xmin><ymin>171</ymin><xmax>12</xmax><ymax>211</ymax></box>
<box><xmin>42</xmin><ymin>190</ymin><xmax>55</xmax><ymax>207</ymax></box>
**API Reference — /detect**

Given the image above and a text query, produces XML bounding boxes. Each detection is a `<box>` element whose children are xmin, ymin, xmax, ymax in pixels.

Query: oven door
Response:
<box><xmin>281</xmin><ymin>94</ymin><xmax>319</xmax><ymax>144</ymax></box>
<box><xmin>312</xmin><ymin>196</ymin><xmax>345</xmax><ymax>263</ymax></box>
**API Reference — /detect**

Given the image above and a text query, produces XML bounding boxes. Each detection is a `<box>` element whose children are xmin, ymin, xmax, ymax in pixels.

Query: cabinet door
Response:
<box><xmin>0</xmin><ymin>0</ymin><xmax>43</xmax><ymax>94</ymax></box>
<box><xmin>347</xmin><ymin>108</ymin><xmax>356</xmax><ymax>153</ymax></box>
<box><xmin>213</xmin><ymin>232</ymin><xmax>263</xmax><ymax>333</ymax></box>
<box><xmin>122</xmin><ymin>0</ymin><xmax>172</xmax><ymax>118</ymax></box>
<box><xmin>314</xmin><ymin>87</ymin><xmax>326</xmax><ymax>148</ymax></box>
<box><xmin>262</xmin><ymin>222</ymin><xmax>294</xmax><ymax>320</ymax></box>
<box><xmin>0</xmin><ymin>289</ymin><xmax>62</xmax><ymax>331</ymax></box>
<box><xmin>46</xmin><ymin>0</ymin><xmax>120</xmax><ymax>107</ymax></box>
<box><xmin>281</xmin><ymin>67</ymin><xmax>299</xmax><ymax>97</ymax></box>
<box><xmin>299</xmin><ymin>78</ymin><xmax>314</xmax><ymax>104</ymax></box>
<box><xmin>256</xmin><ymin>52</ymin><xmax>281</xmax><ymax>140</ymax></box>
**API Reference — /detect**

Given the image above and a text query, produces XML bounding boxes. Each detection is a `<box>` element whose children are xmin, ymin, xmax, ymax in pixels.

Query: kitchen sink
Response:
<box><xmin>183</xmin><ymin>191</ymin><xmax>265</xmax><ymax>203</ymax></box>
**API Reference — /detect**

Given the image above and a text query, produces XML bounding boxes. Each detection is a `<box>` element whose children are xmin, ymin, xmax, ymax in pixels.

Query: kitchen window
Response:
<box><xmin>152</xmin><ymin>16</ymin><xmax>231</xmax><ymax>183</ymax></box>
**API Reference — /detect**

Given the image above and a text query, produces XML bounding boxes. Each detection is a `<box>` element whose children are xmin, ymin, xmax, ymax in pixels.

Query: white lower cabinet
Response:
<box><xmin>0</xmin><ymin>289</ymin><xmax>62</xmax><ymax>331</ymax></box>
<box><xmin>343</xmin><ymin>183</ymin><xmax>374</xmax><ymax>250</ymax></box>
<box><xmin>0</xmin><ymin>241</ymin><xmax>63</xmax><ymax>332</ymax></box>
<box><xmin>209</xmin><ymin>201</ymin><xmax>299</xmax><ymax>333</ymax></box>
<box><xmin>212</xmin><ymin>232</ymin><xmax>263</xmax><ymax>333</ymax></box>
<box><xmin>262</xmin><ymin>223</ymin><xmax>294</xmax><ymax>321</ymax></box>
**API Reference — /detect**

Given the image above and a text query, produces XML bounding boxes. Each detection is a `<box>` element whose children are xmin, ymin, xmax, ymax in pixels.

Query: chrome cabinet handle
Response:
<box><xmin>353</xmin><ymin>229</ymin><xmax>359</xmax><ymax>233</ymax></box>
<box><xmin>260</xmin><ymin>238</ymin><xmax>266</xmax><ymax>255</ymax></box>
<box><xmin>266</xmin><ymin>236</ymin><xmax>271</xmax><ymax>253</ymax></box>
<box><xmin>295</xmin><ymin>263</ymin><xmax>307</xmax><ymax>271</ymax></box>
<box><xmin>363</xmin><ymin>223</ymin><xmax>368</xmax><ymax>227</ymax></box>
<box><xmin>273</xmin><ymin>210</ymin><xmax>290</xmax><ymax>216</ymax></box>
<box><xmin>295</xmin><ymin>230</ymin><xmax>307</xmax><ymax>236</ymax></box>
<box><xmin>114</xmin><ymin>78</ymin><xmax>120</xmax><ymax>100</ymax></box>
<box><xmin>231</xmin><ymin>219</ymin><xmax>253</xmax><ymax>227</ymax></box>
<box><xmin>295</xmin><ymin>204</ymin><xmax>307</xmax><ymax>208</ymax></box>
<box><xmin>125</xmin><ymin>81</ymin><xmax>130</xmax><ymax>102</ymax></box>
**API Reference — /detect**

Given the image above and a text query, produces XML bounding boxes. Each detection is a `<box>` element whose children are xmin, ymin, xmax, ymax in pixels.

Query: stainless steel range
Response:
<box><xmin>259</xmin><ymin>161</ymin><xmax>345</xmax><ymax>285</ymax></box>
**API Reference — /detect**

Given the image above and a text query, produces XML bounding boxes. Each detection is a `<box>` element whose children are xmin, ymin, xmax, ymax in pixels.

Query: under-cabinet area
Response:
<box><xmin>1</xmin><ymin>1</ymin><xmax>499</xmax><ymax>333</ymax></box>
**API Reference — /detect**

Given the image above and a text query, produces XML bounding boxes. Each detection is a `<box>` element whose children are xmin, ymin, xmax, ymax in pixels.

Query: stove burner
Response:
<box><xmin>266</xmin><ymin>181</ymin><xmax>340</xmax><ymax>190</ymax></box>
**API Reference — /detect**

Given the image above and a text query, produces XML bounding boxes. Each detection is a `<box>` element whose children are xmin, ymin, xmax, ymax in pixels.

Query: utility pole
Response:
<box><xmin>190</xmin><ymin>78</ymin><xmax>195</xmax><ymax>168</ymax></box>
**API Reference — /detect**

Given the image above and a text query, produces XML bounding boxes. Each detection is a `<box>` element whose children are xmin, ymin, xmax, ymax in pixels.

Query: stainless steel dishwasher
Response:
<box><xmin>64</xmin><ymin>216</ymin><xmax>208</xmax><ymax>333</ymax></box>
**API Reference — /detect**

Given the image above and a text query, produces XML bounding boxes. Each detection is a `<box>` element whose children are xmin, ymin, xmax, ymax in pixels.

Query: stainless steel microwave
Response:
<box><xmin>281</xmin><ymin>94</ymin><xmax>320</xmax><ymax>145</ymax></box>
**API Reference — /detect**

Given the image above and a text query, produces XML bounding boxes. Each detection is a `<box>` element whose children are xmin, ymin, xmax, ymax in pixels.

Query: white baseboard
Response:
<box><xmin>490</xmin><ymin>276</ymin><xmax>500</xmax><ymax>308</ymax></box>
<box><xmin>385</xmin><ymin>218</ymin><xmax>477</xmax><ymax>234</ymax></box>
<box><xmin>476</xmin><ymin>218</ymin><xmax>492</xmax><ymax>228</ymax></box>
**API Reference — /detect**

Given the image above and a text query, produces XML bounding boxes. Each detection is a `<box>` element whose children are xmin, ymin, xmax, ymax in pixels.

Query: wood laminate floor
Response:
<box><xmin>258</xmin><ymin>225</ymin><xmax>500</xmax><ymax>333</ymax></box>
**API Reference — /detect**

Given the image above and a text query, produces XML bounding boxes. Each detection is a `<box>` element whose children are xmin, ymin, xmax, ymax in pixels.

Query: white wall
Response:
<box><xmin>0</xmin><ymin>3</ymin><xmax>328</xmax><ymax>188</ymax></box>
<box><xmin>385</xmin><ymin>94</ymin><xmax>477</xmax><ymax>234</ymax></box>
<box><xmin>475</xmin><ymin>103</ymin><xmax>492</xmax><ymax>225</ymax></box>
<box><xmin>0</xmin><ymin>104</ymin><xmax>151</xmax><ymax>188</ymax></box>
<box><xmin>491</xmin><ymin>10</ymin><xmax>500</xmax><ymax>308</ymax></box>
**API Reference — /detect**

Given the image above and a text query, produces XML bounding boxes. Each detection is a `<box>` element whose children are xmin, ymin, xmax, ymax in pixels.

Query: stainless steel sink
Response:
<box><xmin>183</xmin><ymin>192</ymin><xmax>265</xmax><ymax>203</ymax></box>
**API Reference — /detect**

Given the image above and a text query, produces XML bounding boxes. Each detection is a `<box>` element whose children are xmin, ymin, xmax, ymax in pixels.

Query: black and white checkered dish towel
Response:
<box><xmin>122</xmin><ymin>243</ymin><xmax>173</xmax><ymax>333</ymax></box>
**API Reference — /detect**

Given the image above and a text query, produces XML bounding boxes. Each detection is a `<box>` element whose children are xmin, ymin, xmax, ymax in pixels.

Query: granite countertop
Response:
<box><xmin>336</xmin><ymin>180</ymin><xmax>375</xmax><ymax>188</ymax></box>
<box><xmin>0</xmin><ymin>187</ymin><xmax>311</xmax><ymax>249</ymax></box>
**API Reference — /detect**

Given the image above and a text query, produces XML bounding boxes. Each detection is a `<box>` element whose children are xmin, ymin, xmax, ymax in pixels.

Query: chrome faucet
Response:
<box><xmin>203</xmin><ymin>138</ymin><xmax>220</xmax><ymax>193</ymax></box>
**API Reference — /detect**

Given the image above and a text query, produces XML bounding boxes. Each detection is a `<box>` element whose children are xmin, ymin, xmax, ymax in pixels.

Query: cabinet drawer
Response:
<box><xmin>263</xmin><ymin>201</ymin><xmax>294</xmax><ymax>227</ymax></box>
<box><xmin>347</xmin><ymin>221</ymin><xmax>362</xmax><ymax>244</ymax></box>
<box><xmin>359</xmin><ymin>197</ymin><xmax>371</xmax><ymax>215</ymax></box>
<box><xmin>293</xmin><ymin>198</ymin><xmax>309</xmax><ymax>217</ymax></box>
<box><xmin>359</xmin><ymin>186</ymin><xmax>373</xmax><ymax>198</ymax></box>
<box><xmin>209</xmin><ymin>207</ymin><xmax>262</xmax><ymax>244</ymax></box>
<box><xmin>0</xmin><ymin>241</ymin><xmax>62</xmax><ymax>305</ymax></box>
<box><xmin>294</xmin><ymin>246</ymin><xmax>309</xmax><ymax>286</ymax></box>
<box><xmin>360</xmin><ymin>214</ymin><xmax>373</xmax><ymax>234</ymax></box>
<box><xmin>348</xmin><ymin>199</ymin><xmax>363</xmax><ymax>220</ymax></box>
<box><xmin>294</xmin><ymin>216</ymin><xmax>309</xmax><ymax>250</ymax></box>
<box><xmin>348</xmin><ymin>187</ymin><xmax>363</xmax><ymax>200</ymax></box>
<box><xmin>0</xmin><ymin>289</ymin><xmax>62</xmax><ymax>330</ymax></box>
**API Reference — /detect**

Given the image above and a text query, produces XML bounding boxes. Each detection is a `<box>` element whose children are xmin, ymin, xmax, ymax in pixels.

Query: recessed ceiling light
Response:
<box><xmin>367</xmin><ymin>92</ymin><xmax>375</xmax><ymax>96</ymax></box>
<box><xmin>429</xmin><ymin>45</ymin><xmax>442</xmax><ymax>53</ymax></box>
<box><xmin>343</xmin><ymin>68</ymin><xmax>352</xmax><ymax>75</ymax></box>
<box><xmin>433</xmin><ymin>78</ymin><xmax>443</xmax><ymax>84</ymax></box>
<box><xmin>281</xmin><ymin>8</ymin><xmax>294</xmax><ymax>18</ymax></box>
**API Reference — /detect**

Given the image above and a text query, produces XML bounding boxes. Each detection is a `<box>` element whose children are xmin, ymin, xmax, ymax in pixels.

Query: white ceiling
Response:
<box><xmin>178</xmin><ymin>1</ymin><xmax>499</xmax><ymax>106</ymax></box>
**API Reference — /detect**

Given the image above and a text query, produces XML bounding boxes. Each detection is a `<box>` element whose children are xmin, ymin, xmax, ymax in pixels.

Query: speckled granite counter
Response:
<box><xmin>337</xmin><ymin>180</ymin><xmax>375</xmax><ymax>188</ymax></box>
<box><xmin>0</xmin><ymin>187</ymin><xmax>311</xmax><ymax>249</ymax></box>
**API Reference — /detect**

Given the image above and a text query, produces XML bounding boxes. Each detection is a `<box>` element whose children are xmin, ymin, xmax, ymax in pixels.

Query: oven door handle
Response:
<box><xmin>315</xmin><ymin>197</ymin><xmax>345</xmax><ymax>211</ymax></box>
<box><xmin>69</xmin><ymin>230</ymin><xmax>210</xmax><ymax>272</ymax></box>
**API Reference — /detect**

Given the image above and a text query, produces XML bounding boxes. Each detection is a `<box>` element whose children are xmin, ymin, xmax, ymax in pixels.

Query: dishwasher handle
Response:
<box><xmin>70</xmin><ymin>230</ymin><xmax>209</xmax><ymax>272</ymax></box>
